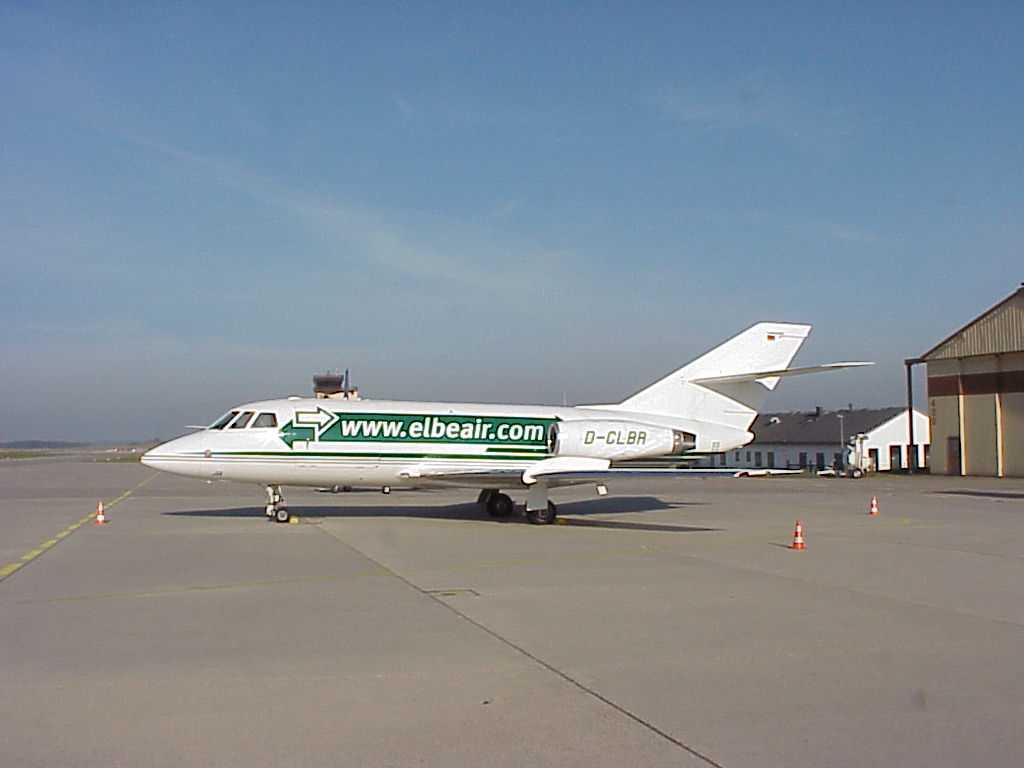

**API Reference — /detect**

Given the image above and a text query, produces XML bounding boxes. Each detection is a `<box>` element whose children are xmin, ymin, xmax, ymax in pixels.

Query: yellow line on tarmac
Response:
<box><xmin>0</xmin><ymin>472</ymin><xmax>160</xmax><ymax>584</ymax></box>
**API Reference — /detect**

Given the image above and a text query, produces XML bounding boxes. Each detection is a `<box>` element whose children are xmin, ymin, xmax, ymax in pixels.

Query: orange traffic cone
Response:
<box><xmin>869</xmin><ymin>496</ymin><xmax>879</xmax><ymax>516</ymax></box>
<box><xmin>94</xmin><ymin>501</ymin><xmax>107</xmax><ymax>525</ymax></box>
<box><xmin>789</xmin><ymin>520</ymin><xmax>806</xmax><ymax>550</ymax></box>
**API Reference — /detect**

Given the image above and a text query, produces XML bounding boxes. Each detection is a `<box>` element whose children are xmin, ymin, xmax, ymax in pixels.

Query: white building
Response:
<box><xmin>694</xmin><ymin>407</ymin><xmax>930</xmax><ymax>472</ymax></box>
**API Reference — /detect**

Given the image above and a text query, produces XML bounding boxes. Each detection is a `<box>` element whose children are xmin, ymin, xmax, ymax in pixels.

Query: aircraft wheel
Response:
<box><xmin>275</xmin><ymin>507</ymin><xmax>291</xmax><ymax>523</ymax></box>
<box><xmin>486</xmin><ymin>493</ymin><xmax>514</xmax><ymax>518</ymax></box>
<box><xmin>526</xmin><ymin>501</ymin><xmax>557</xmax><ymax>525</ymax></box>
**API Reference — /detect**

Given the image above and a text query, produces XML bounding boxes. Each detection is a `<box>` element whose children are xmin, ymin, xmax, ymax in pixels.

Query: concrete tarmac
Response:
<box><xmin>2</xmin><ymin>456</ymin><xmax>1023</xmax><ymax>767</ymax></box>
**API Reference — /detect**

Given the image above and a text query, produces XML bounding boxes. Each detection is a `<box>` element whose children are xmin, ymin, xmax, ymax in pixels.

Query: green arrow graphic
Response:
<box><xmin>279</xmin><ymin>421</ymin><xmax>315</xmax><ymax>448</ymax></box>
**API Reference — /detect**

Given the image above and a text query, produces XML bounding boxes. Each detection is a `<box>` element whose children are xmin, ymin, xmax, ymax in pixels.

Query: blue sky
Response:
<box><xmin>2</xmin><ymin>1</ymin><xmax>1021</xmax><ymax>442</ymax></box>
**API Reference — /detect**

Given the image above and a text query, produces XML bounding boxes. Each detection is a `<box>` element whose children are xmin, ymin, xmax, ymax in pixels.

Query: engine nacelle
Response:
<box><xmin>548</xmin><ymin>420</ymin><xmax>696</xmax><ymax>461</ymax></box>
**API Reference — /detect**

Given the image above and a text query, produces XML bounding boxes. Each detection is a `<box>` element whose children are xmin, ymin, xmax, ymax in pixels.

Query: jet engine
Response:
<box><xmin>547</xmin><ymin>420</ymin><xmax>696</xmax><ymax>461</ymax></box>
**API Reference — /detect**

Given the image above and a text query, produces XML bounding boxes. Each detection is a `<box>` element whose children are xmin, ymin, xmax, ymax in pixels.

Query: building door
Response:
<box><xmin>889</xmin><ymin>444</ymin><xmax>902</xmax><ymax>470</ymax></box>
<box><xmin>946</xmin><ymin>436</ymin><xmax>963</xmax><ymax>476</ymax></box>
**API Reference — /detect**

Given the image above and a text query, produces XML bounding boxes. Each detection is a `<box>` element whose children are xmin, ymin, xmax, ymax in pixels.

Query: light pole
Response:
<box><xmin>905</xmin><ymin>358</ymin><xmax>922</xmax><ymax>473</ymax></box>
<box><xmin>837</xmin><ymin>412</ymin><xmax>845</xmax><ymax>473</ymax></box>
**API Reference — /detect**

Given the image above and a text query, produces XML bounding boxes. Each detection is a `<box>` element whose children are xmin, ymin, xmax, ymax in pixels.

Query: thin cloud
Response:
<box><xmin>689</xmin><ymin>208</ymin><xmax>888</xmax><ymax>247</ymax></box>
<box><xmin>115</xmin><ymin>131</ymin><xmax>570</xmax><ymax>291</ymax></box>
<box><xmin>649</xmin><ymin>75</ymin><xmax>861</xmax><ymax>161</ymax></box>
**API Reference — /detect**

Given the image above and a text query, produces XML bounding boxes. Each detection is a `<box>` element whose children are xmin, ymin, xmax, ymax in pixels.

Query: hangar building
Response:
<box><xmin>918</xmin><ymin>285</ymin><xmax>1024</xmax><ymax>476</ymax></box>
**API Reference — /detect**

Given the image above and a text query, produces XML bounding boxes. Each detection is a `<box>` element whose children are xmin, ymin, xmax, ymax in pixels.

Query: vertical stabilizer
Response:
<box><xmin>617</xmin><ymin>323</ymin><xmax>811</xmax><ymax>431</ymax></box>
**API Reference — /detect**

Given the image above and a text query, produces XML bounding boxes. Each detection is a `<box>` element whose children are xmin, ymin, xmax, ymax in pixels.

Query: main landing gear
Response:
<box><xmin>479</xmin><ymin>489</ymin><xmax>515</xmax><ymax>518</ymax></box>
<box><xmin>525</xmin><ymin>501</ymin><xmax>557</xmax><ymax>525</ymax></box>
<box><xmin>264</xmin><ymin>485</ymin><xmax>291</xmax><ymax>523</ymax></box>
<box><xmin>477</xmin><ymin>488</ymin><xmax>558</xmax><ymax>525</ymax></box>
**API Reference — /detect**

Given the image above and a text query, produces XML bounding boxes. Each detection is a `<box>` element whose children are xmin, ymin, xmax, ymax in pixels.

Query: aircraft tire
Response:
<box><xmin>486</xmin><ymin>493</ymin><xmax>514</xmax><ymax>518</ymax></box>
<box><xmin>526</xmin><ymin>501</ymin><xmax>557</xmax><ymax>525</ymax></box>
<box><xmin>275</xmin><ymin>507</ymin><xmax>291</xmax><ymax>523</ymax></box>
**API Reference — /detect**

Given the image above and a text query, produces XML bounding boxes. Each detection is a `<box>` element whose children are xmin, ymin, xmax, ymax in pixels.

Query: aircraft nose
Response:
<box><xmin>141</xmin><ymin>440</ymin><xmax>177</xmax><ymax>471</ymax></box>
<box><xmin>139</xmin><ymin>446</ymin><xmax>160</xmax><ymax>469</ymax></box>
<box><xmin>140</xmin><ymin>434</ymin><xmax>203</xmax><ymax>474</ymax></box>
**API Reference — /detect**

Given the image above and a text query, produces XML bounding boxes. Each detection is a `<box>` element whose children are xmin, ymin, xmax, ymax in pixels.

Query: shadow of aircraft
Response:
<box><xmin>932</xmin><ymin>489</ymin><xmax>1024</xmax><ymax>500</ymax></box>
<box><xmin>163</xmin><ymin>495</ymin><xmax>717</xmax><ymax>532</ymax></box>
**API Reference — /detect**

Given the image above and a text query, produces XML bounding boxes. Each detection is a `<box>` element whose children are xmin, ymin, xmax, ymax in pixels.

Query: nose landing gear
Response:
<box><xmin>264</xmin><ymin>485</ymin><xmax>291</xmax><ymax>523</ymax></box>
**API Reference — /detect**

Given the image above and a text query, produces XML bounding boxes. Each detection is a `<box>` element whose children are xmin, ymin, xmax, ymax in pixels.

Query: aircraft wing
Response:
<box><xmin>401</xmin><ymin>457</ymin><xmax>797</xmax><ymax>490</ymax></box>
<box><xmin>397</xmin><ymin>466</ymin><xmax>529</xmax><ymax>488</ymax></box>
<box><xmin>524</xmin><ymin>463</ymin><xmax>799</xmax><ymax>484</ymax></box>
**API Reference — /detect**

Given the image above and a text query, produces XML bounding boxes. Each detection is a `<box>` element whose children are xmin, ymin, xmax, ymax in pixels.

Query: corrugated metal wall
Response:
<box><xmin>924</xmin><ymin>289</ymin><xmax>1024</xmax><ymax>361</ymax></box>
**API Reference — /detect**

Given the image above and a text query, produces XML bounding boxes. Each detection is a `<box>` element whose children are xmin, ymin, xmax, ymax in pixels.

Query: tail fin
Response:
<box><xmin>617</xmin><ymin>323</ymin><xmax>812</xmax><ymax>432</ymax></box>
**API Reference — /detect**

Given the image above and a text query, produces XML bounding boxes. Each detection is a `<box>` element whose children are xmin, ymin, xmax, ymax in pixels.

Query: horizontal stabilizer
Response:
<box><xmin>693</xmin><ymin>361</ymin><xmax>874</xmax><ymax>385</ymax></box>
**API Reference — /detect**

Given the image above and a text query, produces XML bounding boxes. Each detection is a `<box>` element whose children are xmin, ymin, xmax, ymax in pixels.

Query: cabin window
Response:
<box><xmin>210</xmin><ymin>411</ymin><xmax>239</xmax><ymax>430</ymax></box>
<box><xmin>229</xmin><ymin>411</ymin><xmax>255</xmax><ymax>429</ymax></box>
<box><xmin>252</xmin><ymin>412</ymin><xmax>278</xmax><ymax>428</ymax></box>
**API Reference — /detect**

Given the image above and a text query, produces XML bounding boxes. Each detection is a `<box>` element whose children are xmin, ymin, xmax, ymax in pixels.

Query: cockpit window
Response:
<box><xmin>252</xmin><ymin>412</ymin><xmax>278</xmax><ymax>428</ymax></box>
<box><xmin>228</xmin><ymin>411</ymin><xmax>255</xmax><ymax>429</ymax></box>
<box><xmin>210</xmin><ymin>411</ymin><xmax>239</xmax><ymax>430</ymax></box>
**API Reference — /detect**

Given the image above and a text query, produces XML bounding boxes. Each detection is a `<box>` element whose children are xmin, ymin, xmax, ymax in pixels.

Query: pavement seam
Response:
<box><xmin>312</xmin><ymin>523</ymin><xmax>727</xmax><ymax>768</ymax></box>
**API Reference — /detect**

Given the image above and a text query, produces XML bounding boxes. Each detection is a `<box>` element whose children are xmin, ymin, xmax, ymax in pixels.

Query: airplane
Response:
<box><xmin>141</xmin><ymin>322</ymin><xmax>871</xmax><ymax>524</ymax></box>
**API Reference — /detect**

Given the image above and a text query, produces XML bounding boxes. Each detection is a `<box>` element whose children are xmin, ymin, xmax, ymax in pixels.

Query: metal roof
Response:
<box><xmin>750</xmin><ymin>407</ymin><xmax>906</xmax><ymax>445</ymax></box>
<box><xmin>920</xmin><ymin>285</ymin><xmax>1024</xmax><ymax>361</ymax></box>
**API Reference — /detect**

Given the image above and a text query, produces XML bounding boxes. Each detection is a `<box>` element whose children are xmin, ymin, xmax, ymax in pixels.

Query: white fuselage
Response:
<box><xmin>141</xmin><ymin>397</ymin><xmax>751</xmax><ymax>489</ymax></box>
